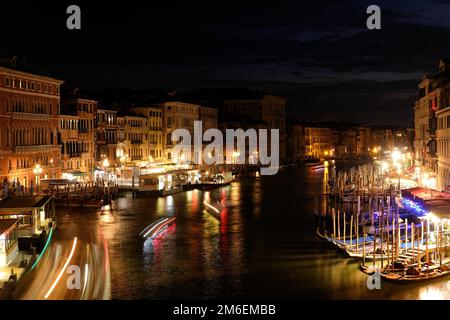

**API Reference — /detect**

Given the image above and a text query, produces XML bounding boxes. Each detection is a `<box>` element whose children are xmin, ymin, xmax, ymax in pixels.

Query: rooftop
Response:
<box><xmin>0</xmin><ymin>195</ymin><xmax>53</xmax><ymax>212</ymax></box>
<box><xmin>0</xmin><ymin>219</ymin><xmax>20</xmax><ymax>235</ymax></box>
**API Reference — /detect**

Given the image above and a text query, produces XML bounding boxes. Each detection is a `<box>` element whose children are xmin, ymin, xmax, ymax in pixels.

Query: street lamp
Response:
<box><xmin>392</xmin><ymin>150</ymin><xmax>401</xmax><ymax>162</ymax></box>
<box><xmin>33</xmin><ymin>164</ymin><xmax>42</xmax><ymax>193</ymax></box>
<box><xmin>49</xmin><ymin>158</ymin><xmax>54</xmax><ymax>179</ymax></box>
<box><xmin>102</xmin><ymin>158</ymin><xmax>110</xmax><ymax>183</ymax></box>
<box><xmin>253</xmin><ymin>150</ymin><xmax>259</xmax><ymax>164</ymax></box>
<box><xmin>232</xmin><ymin>151</ymin><xmax>240</xmax><ymax>164</ymax></box>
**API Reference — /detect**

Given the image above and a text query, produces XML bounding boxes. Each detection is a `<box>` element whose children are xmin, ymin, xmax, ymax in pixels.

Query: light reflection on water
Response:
<box><xmin>60</xmin><ymin>167</ymin><xmax>450</xmax><ymax>299</ymax></box>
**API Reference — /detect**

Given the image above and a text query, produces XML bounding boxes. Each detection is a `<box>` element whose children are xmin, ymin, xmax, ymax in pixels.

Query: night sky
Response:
<box><xmin>2</xmin><ymin>0</ymin><xmax>450</xmax><ymax>126</ymax></box>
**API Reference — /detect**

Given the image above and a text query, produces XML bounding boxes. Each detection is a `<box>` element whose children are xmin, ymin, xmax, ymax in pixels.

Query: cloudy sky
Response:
<box><xmin>2</xmin><ymin>0</ymin><xmax>450</xmax><ymax>126</ymax></box>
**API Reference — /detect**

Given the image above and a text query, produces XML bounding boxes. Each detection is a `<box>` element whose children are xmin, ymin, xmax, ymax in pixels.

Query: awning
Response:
<box><xmin>66</xmin><ymin>170</ymin><xmax>87</xmax><ymax>176</ymax></box>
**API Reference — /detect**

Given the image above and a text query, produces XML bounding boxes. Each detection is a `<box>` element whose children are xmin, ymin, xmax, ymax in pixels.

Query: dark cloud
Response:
<box><xmin>0</xmin><ymin>0</ymin><xmax>449</xmax><ymax>126</ymax></box>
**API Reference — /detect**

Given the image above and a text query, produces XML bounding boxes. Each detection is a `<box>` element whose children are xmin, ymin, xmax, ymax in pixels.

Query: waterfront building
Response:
<box><xmin>198</xmin><ymin>106</ymin><xmax>219</xmax><ymax>164</ymax></box>
<box><xmin>0</xmin><ymin>65</ymin><xmax>64</xmax><ymax>189</ymax></box>
<box><xmin>161</xmin><ymin>101</ymin><xmax>200</xmax><ymax>162</ymax></box>
<box><xmin>370</xmin><ymin>127</ymin><xmax>396</xmax><ymax>152</ymax></box>
<box><xmin>96</xmin><ymin>109</ymin><xmax>119</xmax><ymax>167</ymax></box>
<box><xmin>59</xmin><ymin>96</ymin><xmax>97</xmax><ymax>180</ymax></box>
<box><xmin>286</xmin><ymin>121</ymin><xmax>304</xmax><ymax>164</ymax></box>
<box><xmin>415</xmin><ymin>59</ymin><xmax>450</xmax><ymax>190</ymax></box>
<box><xmin>132</xmin><ymin>106</ymin><xmax>164</xmax><ymax>161</ymax></box>
<box><xmin>0</xmin><ymin>218</ymin><xmax>19</xmax><ymax>267</ymax></box>
<box><xmin>119</xmin><ymin>112</ymin><xmax>150</xmax><ymax>165</ymax></box>
<box><xmin>0</xmin><ymin>195</ymin><xmax>56</xmax><ymax>248</ymax></box>
<box><xmin>304</xmin><ymin>126</ymin><xmax>332</xmax><ymax>159</ymax></box>
<box><xmin>222</xmin><ymin>94</ymin><xmax>286</xmax><ymax>163</ymax></box>
<box><xmin>199</xmin><ymin>105</ymin><xmax>218</xmax><ymax>131</ymax></box>
<box><xmin>355</xmin><ymin>126</ymin><xmax>371</xmax><ymax>157</ymax></box>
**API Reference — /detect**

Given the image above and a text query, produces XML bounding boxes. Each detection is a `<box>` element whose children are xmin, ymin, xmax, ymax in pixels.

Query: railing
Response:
<box><xmin>131</xmin><ymin>140</ymin><xmax>143</xmax><ymax>145</ymax></box>
<box><xmin>97</xmin><ymin>139</ymin><xmax>117</xmax><ymax>145</ymax></box>
<box><xmin>14</xmin><ymin>145</ymin><xmax>60</xmax><ymax>153</ymax></box>
<box><xmin>69</xmin><ymin>153</ymin><xmax>81</xmax><ymax>158</ymax></box>
<box><xmin>12</xmin><ymin>112</ymin><xmax>51</xmax><ymax>120</ymax></box>
<box><xmin>8</xmin><ymin>164</ymin><xmax>56</xmax><ymax>174</ymax></box>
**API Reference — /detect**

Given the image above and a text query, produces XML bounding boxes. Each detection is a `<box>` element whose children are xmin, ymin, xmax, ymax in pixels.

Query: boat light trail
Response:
<box><xmin>44</xmin><ymin>237</ymin><xmax>78</xmax><ymax>299</ymax></box>
<box><xmin>151</xmin><ymin>217</ymin><xmax>176</xmax><ymax>238</ymax></box>
<box><xmin>203</xmin><ymin>200</ymin><xmax>220</xmax><ymax>214</ymax></box>
<box><xmin>140</xmin><ymin>218</ymin><xmax>168</xmax><ymax>238</ymax></box>
<box><xmin>101</xmin><ymin>228</ymin><xmax>110</xmax><ymax>273</ymax></box>
<box><xmin>139</xmin><ymin>218</ymin><xmax>167</xmax><ymax>237</ymax></box>
<box><xmin>31</xmin><ymin>227</ymin><xmax>53</xmax><ymax>270</ymax></box>
<box><xmin>81</xmin><ymin>263</ymin><xmax>89</xmax><ymax>298</ymax></box>
<box><xmin>220</xmin><ymin>197</ymin><xmax>227</xmax><ymax>208</ymax></box>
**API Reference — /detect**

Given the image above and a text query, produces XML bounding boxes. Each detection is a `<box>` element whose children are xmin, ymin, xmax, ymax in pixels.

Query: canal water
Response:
<box><xmin>58</xmin><ymin>166</ymin><xmax>450</xmax><ymax>299</ymax></box>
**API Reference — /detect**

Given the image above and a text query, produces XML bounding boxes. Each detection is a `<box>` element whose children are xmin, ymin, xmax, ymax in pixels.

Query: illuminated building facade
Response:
<box><xmin>121</xmin><ymin>113</ymin><xmax>150</xmax><ymax>165</ymax></box>
<box><xmin>415</xmin><ymin>59</ymin><xmax>450</xmax><ymax>189</ymax></box>
<box><xmin>59</xmin><ymin>97</ymin><xmax>97</xmax><ymax>180</ymax></box>
<box><xmin>304</xmin><ymin>126</ymin><xmax>332</xmax><ymax>159</ymax></box>
<box><xmin>132</xmin><ymin>106</ymin><xmax>164</xmax><ymax>161</ymax></box>
<box><xmin>161</xmin><ymin>101</ymin><xmax>200</xmax><ymax>162</ymax></box>
<box><xmin>222</xmin><ymin>95</ymin><xmax>286</xmax><ymax>163</ymax></box>
<box><xmin>96</xmin><ymin>109</ymin><xmax>119</xmax><ymax>166</ymax></box>
<box><xmin>0</xmin><ymin>66</ymin><xmax>63</xmax><ymax>188</ymax></box>
<box><xmin>286</xmin><ymin>121</ymin><xmax>304</xmax><ymax>164</ymax></box>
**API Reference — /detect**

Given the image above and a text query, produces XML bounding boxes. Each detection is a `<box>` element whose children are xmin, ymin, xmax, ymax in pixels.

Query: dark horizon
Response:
<box><xmin>2</xmin><ymin>0</ymin><xmax>450</xmax><ymax>126</ymax></box>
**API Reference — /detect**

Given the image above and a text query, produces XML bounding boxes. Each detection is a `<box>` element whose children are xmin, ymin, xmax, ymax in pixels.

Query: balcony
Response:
<box><xmin>69</xmin><ymin>153</ymin><xmax>81</xmax><ymax>158</ymax></box>
<box><xmin>131</xmin><ymin>140</ymin><xmax>143</xmax><ymax>145</ymax></box>
<box><xmin>97</xmin><ymin>139</ymin><xmax>117</xmax><ymax>145</ymax></box>
<box><xmin>12</xmin><ymin>112</ymin><xmax>51</xmax><ymax>120</ymax></box>
<box><xmin>14</xmin><ymin>145</ymin><xmax>60</xmax><ymax>153</ymax></box>
<box><xmin>131</xmin><ymin>156</ymin><xmax>142</xmax><ymax>161</ymax></box>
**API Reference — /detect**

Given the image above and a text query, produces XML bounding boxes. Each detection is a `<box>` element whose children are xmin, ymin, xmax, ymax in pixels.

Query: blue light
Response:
<box><xmin>401</xmin><ymin>198</ymin><xmax>429</xmax><ymax>217</ymax></box>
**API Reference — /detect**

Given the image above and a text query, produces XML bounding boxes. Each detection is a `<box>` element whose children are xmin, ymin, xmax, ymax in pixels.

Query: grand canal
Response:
<box><xmin>53</xmin><ymin>166</ymin><xmax>450</xmax><ymax>299</ymax></box>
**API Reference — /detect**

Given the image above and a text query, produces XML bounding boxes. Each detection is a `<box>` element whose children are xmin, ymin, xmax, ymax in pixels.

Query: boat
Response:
<box><xmin>139</xmin><ymin>217</ymin><xmax>176</xmax><ymax>239</ymax></box>
<box><xmin>316</xmin><ymin>228</ymin><xmax>386</xmax><ymax>260</ymax></box>
<box><xmin>380</xmin><ymin>264</ymin><xmax>450</xmax><ymax>283</ymax></box>
<box><xmin>195</xmin><ymin>171</ymin><xmax>234</xmax><ymax>190</ymax></box>
<box><xmin>195</xmin><ymin>181</ymin><xmax>232</xmax><ymax>190</ymax></box>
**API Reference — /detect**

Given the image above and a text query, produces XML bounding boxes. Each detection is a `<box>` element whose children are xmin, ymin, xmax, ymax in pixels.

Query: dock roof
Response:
<box><xmin>0</xmin><ymin>195</ymin><xmax>53</xmax><ymax>212</ymax></box>
<box><xmin>0</xmin><ymin>219</ymin><xmax>20</xmax><ymax>235</ymax></box>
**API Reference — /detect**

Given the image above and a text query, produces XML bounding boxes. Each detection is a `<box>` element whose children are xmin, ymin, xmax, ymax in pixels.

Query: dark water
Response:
<box><xmin>60</xmin><ymin>167</ymin><xmax>450</xmax><ymax>299</ymax></box>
